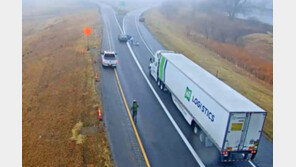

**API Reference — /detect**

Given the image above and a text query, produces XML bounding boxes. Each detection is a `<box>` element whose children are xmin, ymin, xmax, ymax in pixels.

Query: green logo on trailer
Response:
<box><xmin>185</xmin><ymin>87</ymin><xmax>192</xmax><ymax>101</ymax></box>
<box><xmin>159</xmin><ymin>57</ymin><xmax>166</xmax><ymax>81</ymax></box>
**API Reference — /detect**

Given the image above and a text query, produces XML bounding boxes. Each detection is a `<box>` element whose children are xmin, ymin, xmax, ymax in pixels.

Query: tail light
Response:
<box><xmin>222</xmin><ymin>151</ymin><xmax>228</xmax><ymax>155</ymax></box>
<box><xmin>102</xmin><ymin>59</ymin><xmax>105</xmax><ymax>63</ymax></box>
<box><xmin>251</xmin><ymin>150</ymin><xmax>256</xmax><ymax>154</ymax></box>
<box><xmin>115</xmin><ymin>60</ymin><xmax>118</xmax><ymax>64</ymax></box>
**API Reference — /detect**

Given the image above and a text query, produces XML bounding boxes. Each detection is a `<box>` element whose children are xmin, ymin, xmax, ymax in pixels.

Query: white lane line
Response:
<box><xmin>126</xmin><ymin>42</ymin><xmax>205</xmax><ymax>167</ymax></box>
<box><xmin>134</xmin><ymin>11</ymin><xmax>154</xmax><ymax>55</ymax></box>
<box><xmin>122</xmin><ymin>9</ymin><xmax>154</xmax><ymax>56</ymax></box>
<box><xmin>113</xmin><ymin>10</ymin><xmax>123</xmax><ymax>33</ymax></box>
<box><xmin>119</xmin><ymin>9</ymin><xmax>205</xmax><ymax>167</ymax></box>
<box><xmin>248</xmin><ymin>160</ymin><xmax>257</xmax><ymax>167</ymax></box>
<box><xmin>123</xmin><ymin>13</ymin><xmax>127</xmax><ymax>33</ymax></box>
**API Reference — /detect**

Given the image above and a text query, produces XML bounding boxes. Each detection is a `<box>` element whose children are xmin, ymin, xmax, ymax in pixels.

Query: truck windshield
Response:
<box><xmin>104</xmin><ymin>54</ymin><xmax>116</xmax><ymax>60</ymax></box>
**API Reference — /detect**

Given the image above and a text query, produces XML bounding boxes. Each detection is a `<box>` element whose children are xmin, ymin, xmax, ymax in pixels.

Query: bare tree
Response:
<box><xmin>200</xmin><ymin>19</ymin><xmax>211</xmax><ymax>39</ymax></box>
<box><xmin>222</xmin><ymin>0</ymin><xmax>249</xmax><ymax>19</ymax></box>
<box><xmin>196</xmin><ymin>0</ymin><xmax>251</xmax><ymax>19</ymax></box>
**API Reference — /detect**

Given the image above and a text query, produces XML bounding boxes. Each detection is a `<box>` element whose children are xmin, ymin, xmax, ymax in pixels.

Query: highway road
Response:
<box><xmin>95</xmin><ymin>3</ymin><xmax>273</xmax><ymax>167</ymax></box>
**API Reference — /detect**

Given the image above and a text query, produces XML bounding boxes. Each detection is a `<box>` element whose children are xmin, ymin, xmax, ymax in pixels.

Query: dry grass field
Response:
<box><xmin>144</xmin><ymin>9</ymin><xmax>273</xmax><ymax>140</ymax></box>
<box><xmin>242</xmin><ymin>33</ymin><xmax>273</xmax><ymax>62</ymax></box>
<box><xmin>22</xmin><ymin>3</ymin><xmax>113</xmax><ymax>167</ymax></box>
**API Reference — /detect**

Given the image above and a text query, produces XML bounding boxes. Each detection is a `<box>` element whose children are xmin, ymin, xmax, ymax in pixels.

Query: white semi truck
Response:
<box><xmin>149</xmin><ymin>50</ymin><xmax>266</xmax><ymax>162</ymax></box>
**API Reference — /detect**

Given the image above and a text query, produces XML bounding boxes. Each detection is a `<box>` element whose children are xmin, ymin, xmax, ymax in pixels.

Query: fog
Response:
<box><xmin>159</xmin><ymin>0</ymin><xmax>273</xmax><ymax>25</ymax></box>
<box><xmin>238</xmin><ymin>0</ymin><xmax>273</xmax><ymax>25</ymax></box>
<box><xmin>23</xmin><ymin>0</ymin><xmax>273</xmax><ymax>25</ymax></box>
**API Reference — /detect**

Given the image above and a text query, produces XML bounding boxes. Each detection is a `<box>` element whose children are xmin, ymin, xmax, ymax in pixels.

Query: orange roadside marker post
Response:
<box><xmin>98</xmin><ymin>107</ymin><xmax>102</xmax><ymax>121</ymax></box>
<box><xmin>83</xmin><ymin>26</ymin><xmax>92</xmax><ymax>51</ymax></box>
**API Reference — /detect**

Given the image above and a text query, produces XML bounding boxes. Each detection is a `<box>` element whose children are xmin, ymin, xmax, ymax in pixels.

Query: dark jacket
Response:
<box><xmin>131</xmin><ymin>102</ymin><xmax>139</xmax><ymax>112</ymax></box>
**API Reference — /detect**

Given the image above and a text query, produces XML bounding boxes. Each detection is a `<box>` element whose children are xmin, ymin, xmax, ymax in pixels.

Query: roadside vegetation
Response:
<box><xmin>144</xmin><ymin>1</ymin><xmax>273</xmax><ymax>140</ymax></box>
<box><xmin>22</xmin><ymin>2</ymin><xmax>114</xmax><ymax>166</ymax></box>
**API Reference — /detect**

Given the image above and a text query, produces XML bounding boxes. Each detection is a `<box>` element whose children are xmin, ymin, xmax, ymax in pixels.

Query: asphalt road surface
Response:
<box><xmin>95</xmin><ymin>3</ymin><xmax>273</xmax><ymax>167</ymax></box>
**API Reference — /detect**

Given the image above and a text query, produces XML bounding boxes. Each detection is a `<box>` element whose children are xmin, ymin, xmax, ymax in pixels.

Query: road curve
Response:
<box><xmin>93</xmin><ymin>1</ymin><xmax>273</xmax><ymax>166</ymax></box>
<box><xmin>97</xmin><ymin>3</ymin><xmax>200</xmax><ymax>167</ymax></box>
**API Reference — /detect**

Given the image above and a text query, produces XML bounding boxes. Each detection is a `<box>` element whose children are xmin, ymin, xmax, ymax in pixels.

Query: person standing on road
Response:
<box><xmin>129</xmin><ymin>36</ymin><xmax>134</xmax><ymax>45</ymax></box>
<box><xmin>130</xmin><ymin>100</ymin><xmax>139</xmax><ymax>124</ymax></box>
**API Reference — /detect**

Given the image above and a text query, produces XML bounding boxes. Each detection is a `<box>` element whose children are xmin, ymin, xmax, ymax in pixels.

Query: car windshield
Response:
<box><xmin>104</xmin><ymin>53</ymin><xmax>116</xmax><ymax>60</ymax></box>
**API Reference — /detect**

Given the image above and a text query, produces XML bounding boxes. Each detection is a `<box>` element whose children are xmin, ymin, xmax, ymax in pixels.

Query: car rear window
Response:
<box><xmin>104</xmin><ymin>54</ymin><xmax>116</xmax><ymax>60</ymax></box>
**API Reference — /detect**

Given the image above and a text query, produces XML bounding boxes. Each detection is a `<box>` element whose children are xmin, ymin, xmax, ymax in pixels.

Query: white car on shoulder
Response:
<box><xmin>101</xmin><ymin>51</ymin><xmax>118</xmax><ymax>68</ymax></box>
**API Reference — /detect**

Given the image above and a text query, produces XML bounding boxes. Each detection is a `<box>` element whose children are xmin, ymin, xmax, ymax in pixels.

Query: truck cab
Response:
<box><xmin>149</xmin><ymin>50</ymin><xmax>174</xmax><ymax>82</ymax></box>
<box><xmin>149</xmin><ymin>52</ymin><xmax>159</xmax><ymax>81</ymax></box>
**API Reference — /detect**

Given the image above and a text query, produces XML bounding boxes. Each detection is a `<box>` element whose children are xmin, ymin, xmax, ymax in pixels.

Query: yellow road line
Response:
<box><xmin>104</xmin><ymin>16</ymin><xmax>150</xmax><ymax>166</ymax></box>
<box><xmin>114</xmin><ymin>69</ymin><xmax>151</xmax><ymax>167</ymax></box>
<box><xmin>106</xmin><ymin>14</ymin><xmax>150</xmax><ymax>167</ymax></box>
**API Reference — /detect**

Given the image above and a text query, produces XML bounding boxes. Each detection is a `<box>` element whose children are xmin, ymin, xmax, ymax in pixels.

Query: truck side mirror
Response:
<box><xmin>149</xmin><ymin>58</ymin><xmax>153</xmax><ymax>63</ymax></box>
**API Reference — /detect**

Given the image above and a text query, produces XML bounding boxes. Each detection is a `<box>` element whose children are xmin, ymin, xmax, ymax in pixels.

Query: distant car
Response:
<box><xmin>101</xmin><ymin>51</ymin><xmax>118</xmax><ymax>68</ymax></box>
<box><xmin>139</xmin><ymin>17</ymin><xmax>145</xmax><ymax>22</ymax></box>
<box><xmin>118</xmin><ymin>34</ymin><xmax>131</xmax><ymax>42</ymax></box>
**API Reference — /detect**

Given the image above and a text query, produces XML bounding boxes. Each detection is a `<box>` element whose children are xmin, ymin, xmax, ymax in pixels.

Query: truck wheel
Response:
<box><xmin>157</xmin><ymin>80</ymin><xmax>161</xmax><ymax>87</ymax></box>
<box><xmin>192</xmin><ymin>122</ymin><xmax>199</xmax><ymax>134</ymax></box>
<box><xmin>160</xmin><ymin>83</ymin><xmax>164</xmax><ymax>90</ymax></box>
<box><xmin>199</xmin><ymin>131</ymin><xmax>205</xmax><ymax>143</ymax></box>
<box><xmin>193</xmin><ymin>124</ymin><xmax>198</xmax><ymax>134</ymax></box>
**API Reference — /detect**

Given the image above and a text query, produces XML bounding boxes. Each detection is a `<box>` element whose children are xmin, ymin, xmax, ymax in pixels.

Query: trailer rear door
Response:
<box><xmin>224</xmin><ymin>113</ymin><xmax>247</xmax><ymax>151</ymax></box>
<box><xmin>242</xmin><ymin>113</ymin><xmax>266</xmax><ymax>151</ymax></box>
<box><xmin>224</xmin><ymin>112</ymin><xmax>266</xmax><ymax>152</ymax></box>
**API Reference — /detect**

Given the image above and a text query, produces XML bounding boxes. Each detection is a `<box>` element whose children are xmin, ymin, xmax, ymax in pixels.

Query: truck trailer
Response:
<box><xmin>148</xmin><ymin>50</ymin><xmax>266</xmax><ymax>162</ymax></box>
